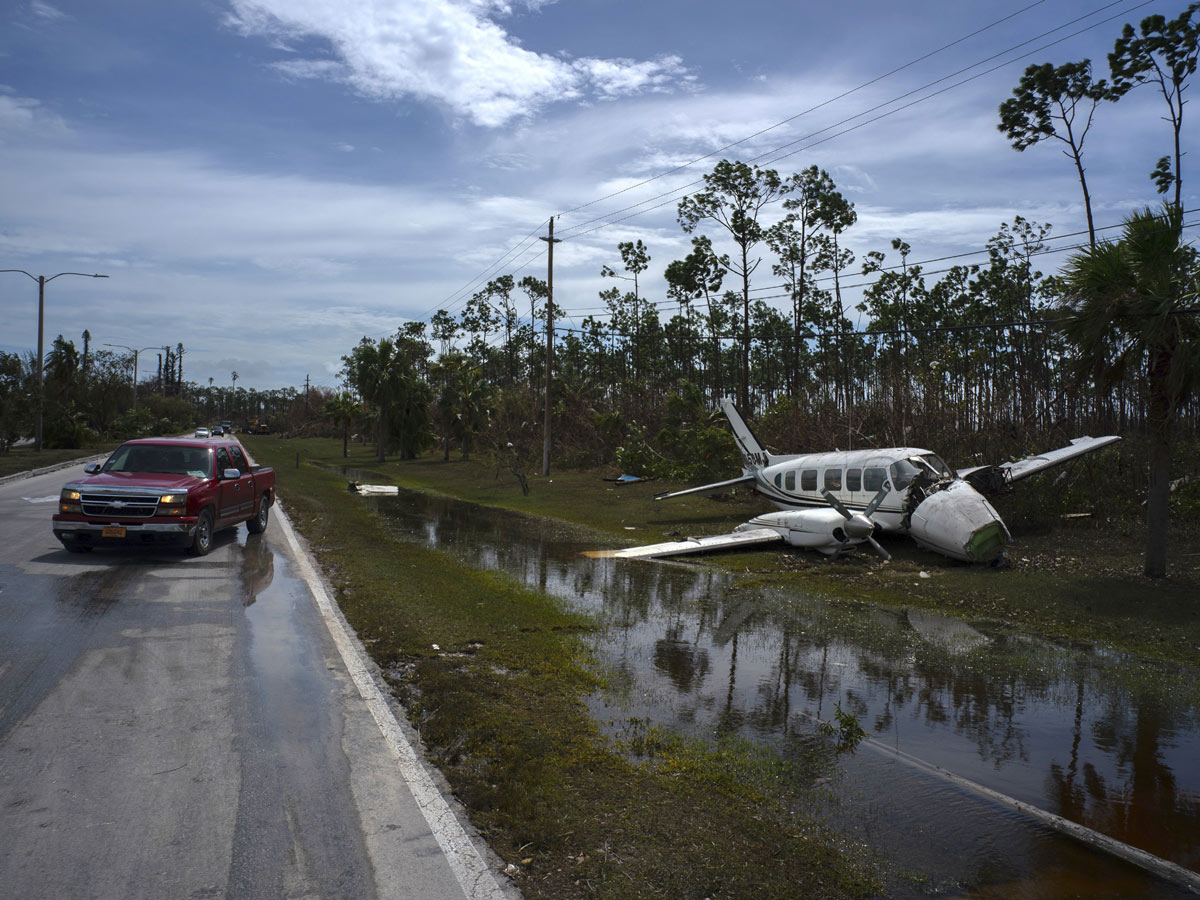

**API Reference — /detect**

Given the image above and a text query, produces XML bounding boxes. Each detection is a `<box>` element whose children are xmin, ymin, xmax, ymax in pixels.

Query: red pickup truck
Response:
<box><xmin>53</xmin><ymin>437</ymin><xmax>276</xmax><ymax>556</ymax></box>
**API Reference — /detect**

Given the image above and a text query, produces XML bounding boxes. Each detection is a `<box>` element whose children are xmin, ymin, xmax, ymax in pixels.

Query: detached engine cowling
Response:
<box><xmin>908</xmin><ymin>480</ymin><xmax>1011</xmax><ymax>563</ymax></box>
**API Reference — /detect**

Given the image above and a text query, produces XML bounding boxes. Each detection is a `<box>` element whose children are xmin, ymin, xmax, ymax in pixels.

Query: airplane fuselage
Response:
<box><xmin>753</xmin><ymin>447</ymin><xmax>950</xmax><ymax>533</ymax></box>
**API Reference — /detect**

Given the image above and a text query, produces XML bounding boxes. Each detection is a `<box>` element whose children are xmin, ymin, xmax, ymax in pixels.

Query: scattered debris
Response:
<box><xmin>347</xmin><ymin>482</ymin><xmax>399</xmax><ymax>495</ymax></box>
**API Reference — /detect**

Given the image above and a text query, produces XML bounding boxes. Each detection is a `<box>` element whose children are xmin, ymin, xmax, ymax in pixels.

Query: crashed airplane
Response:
<box><xmin>588</xmin><ymin>399</ymin><xmax>1120</xmax><ymax>565</ymax></box>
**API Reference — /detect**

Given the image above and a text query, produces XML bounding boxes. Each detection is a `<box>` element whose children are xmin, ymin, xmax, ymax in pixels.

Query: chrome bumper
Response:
<box><xmin>53</xmin><ymin>520</ymin><xmax>198</xmax><ymax>548</ymax></box>
<box><xmin>54</xmin><ymin>520</ymin><xmax>196</xmax><ymax>535</ymax></box>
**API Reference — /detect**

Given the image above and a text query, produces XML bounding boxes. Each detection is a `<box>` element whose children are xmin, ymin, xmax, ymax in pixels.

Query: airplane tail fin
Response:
<box><xmin>720</xmin><ymin>398</ymin><xmax>769</xmax><ymax>470</ymax></box>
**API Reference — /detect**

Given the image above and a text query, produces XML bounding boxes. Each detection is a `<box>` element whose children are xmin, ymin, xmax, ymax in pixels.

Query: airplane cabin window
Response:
<box><xmin>824</xmin><ymin>469</ymin><xmax>842</xmax><ymax>491</ymax></box>
<box><xmin>774</xmin><ymin>473</ymin><xmax>782</xmax><ymax>488</ymax></box>
<box><xmin>801</xmin><ymin>469</ymin><xmax>817</xmax><ymax>491</ymax></box>
<box><xmin>864</xmin><ymin>467</ymin><xmax>886</xmax><ymax>492</ymax></box>
<box><xmin>891</xmin><ymin>459</ymin><xmax>921</xmax><ymax>490</ymax></box>
<box><xmin>784</xmin><ymin>470</ymin><xmax>796</xmax><ymax>491</ymax></box>
<box><xmin>847</xmin><ymin>468</ymin><xmax>862</xmax><ymax>492</ymax></box>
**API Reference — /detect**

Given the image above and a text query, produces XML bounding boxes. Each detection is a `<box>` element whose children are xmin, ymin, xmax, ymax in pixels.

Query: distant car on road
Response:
<box><xmin>211</xmin><ymin>425</ymin><xmax>224</xmax><ymax>436</ymax></box>
<box><xmin>194</xmin><ymin>427</ymin><xmax>210</xmax><ymax>438</ymax></box>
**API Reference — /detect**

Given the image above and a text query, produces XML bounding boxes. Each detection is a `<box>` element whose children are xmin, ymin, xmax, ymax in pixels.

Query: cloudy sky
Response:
<box><xmin>0</xmin><ymin>0</ymin><xmax>1190</xmax><ymax>391</ymax></box>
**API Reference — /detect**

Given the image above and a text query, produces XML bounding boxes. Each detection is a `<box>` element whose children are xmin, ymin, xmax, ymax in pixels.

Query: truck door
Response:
<box><xmin>230</xmin><ymin>445</ymin><xmax>257</xmax><ymax>516</ymax></box>
<box><xmin>216</xmin><ymin>447</ymin><xmax>246</xmax><ymax>523</ymax></box>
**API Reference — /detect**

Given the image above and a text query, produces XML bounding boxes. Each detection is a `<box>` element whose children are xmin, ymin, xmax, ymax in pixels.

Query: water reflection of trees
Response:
<box><xmin>1048</xmin><ymin>686</ymin><xmax>1200</xmax><ymax>870</ymax></box>
<box><xmin>375</xmin><ymin>487</ymin><xmax>1200</xmax><ymax>872</ymax></box>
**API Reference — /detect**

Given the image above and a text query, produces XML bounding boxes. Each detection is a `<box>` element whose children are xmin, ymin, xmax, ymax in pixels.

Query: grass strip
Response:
<box><xmin>248</xmin><ymin>437</ymin><xmax>882</xmax><ymax>900</ymax></box>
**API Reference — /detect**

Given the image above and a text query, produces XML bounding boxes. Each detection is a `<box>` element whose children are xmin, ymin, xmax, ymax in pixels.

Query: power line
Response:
<box><xmin>422</xmin><ymin>0</ymin><xmax>1157</xmax><ymax>334</ymax></box>
<box><xmin>554</xmin><ymin>0</ymin><xmax>1051</xmax><ymax>220</ymax></box>
<box><xmin>550</xmin><ymin>214</ymin><xmax>1199</xmax><ymax>319</ymax></box>
<box><xmin>417</xmin><ymin>1</ymin><xmax>1102</xmax><ymax>321</ymax></box>
<box><xmin>553</xmin><ymin>0</ymin><xmax>1152</xmax><ymax>243</ymax></box>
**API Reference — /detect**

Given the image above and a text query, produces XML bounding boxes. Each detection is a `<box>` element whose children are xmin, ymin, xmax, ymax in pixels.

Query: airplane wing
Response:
<box><xmin>653</xmin><ymin>474</ymin><xmax>756</xmax><ymax>501</ymax></box>
<box><xmin>583</xmin><ymin>528</ymin><xmax>784</xmax><ymax>559</ymax></box>
<box><xmin>959</xmin><ymin>435</ymin><xmax>1120</xmax><ymax>494</ymax></box>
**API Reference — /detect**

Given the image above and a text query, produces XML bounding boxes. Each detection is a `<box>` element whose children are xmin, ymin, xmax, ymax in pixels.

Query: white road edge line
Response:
<box><xmin>274</xmin><ymin>502</ymin><xmax>509</xmax><ymax>900</ymax></box>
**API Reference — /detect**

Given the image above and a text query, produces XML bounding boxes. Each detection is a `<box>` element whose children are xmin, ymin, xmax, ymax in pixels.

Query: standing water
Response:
<box><xmin>362</xmin><ymin>485</ymin><xmax>1200</xmax><ymax>898</ymax></box>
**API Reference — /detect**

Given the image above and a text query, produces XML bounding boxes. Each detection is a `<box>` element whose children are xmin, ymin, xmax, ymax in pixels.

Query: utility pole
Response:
<box><xmin>305</xmin><ymin>373</ymin><xmax>311</xmax><ymax>413</ymax></box>
<box><xmin>540</xmin><ymin>217</ymin><xmax>561</xmax><ymax>477</ymax></box>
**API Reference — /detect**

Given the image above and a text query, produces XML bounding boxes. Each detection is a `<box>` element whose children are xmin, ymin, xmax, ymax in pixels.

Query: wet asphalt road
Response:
<box><xmin>0</xmin><ymin>462</ymin><xmax>503</xmax><ymax>900</ymax></box>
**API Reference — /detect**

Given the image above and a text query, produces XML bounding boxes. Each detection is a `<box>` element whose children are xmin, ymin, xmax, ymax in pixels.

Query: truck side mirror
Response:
<box><xmin>84</xmin><ymin>463</ymin><xmax>101</xmax><ymax>474</ymax></box>
<box><xmin>222</xmin><ymin>468</ymin><xmax>242</xmax><ymax>480</ymax></box>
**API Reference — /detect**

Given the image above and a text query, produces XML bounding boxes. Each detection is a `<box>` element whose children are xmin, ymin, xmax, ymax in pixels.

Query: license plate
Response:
<box><xmin>102</xmin><ymin>525</ymin><xmax>127</xmax><ymax>538</ymax></box>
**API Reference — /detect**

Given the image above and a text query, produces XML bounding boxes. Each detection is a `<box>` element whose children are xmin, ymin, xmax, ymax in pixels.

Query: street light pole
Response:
<box><xmin>103</xmin><ymin>343</ymin><xmax>159</xmax><ymax>414</ymax></box>
<box><xmin>1</xmin><ymin>269</ymin><xmax>108</xmax><ymax>452</ymax></box>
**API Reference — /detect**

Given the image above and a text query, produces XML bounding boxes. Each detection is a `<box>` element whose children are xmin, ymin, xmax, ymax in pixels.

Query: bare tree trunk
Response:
<box><xmin>1145</xmin><ymin>347</ymin><xmax>1172</xmax><ymax>578</ymax></box>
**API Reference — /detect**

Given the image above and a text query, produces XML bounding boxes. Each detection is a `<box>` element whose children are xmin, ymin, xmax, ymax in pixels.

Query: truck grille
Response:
<box><xmin>81</xmin><ymin>492</ymin><xmax>160</xmax><ymax>518</ymax></box>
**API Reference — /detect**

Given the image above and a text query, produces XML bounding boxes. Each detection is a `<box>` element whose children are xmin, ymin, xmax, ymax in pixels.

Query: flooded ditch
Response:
<box><xmin>356</xmin><ymin>483</ymin><xmax>1200</xmax><ymax>898</ymax></box>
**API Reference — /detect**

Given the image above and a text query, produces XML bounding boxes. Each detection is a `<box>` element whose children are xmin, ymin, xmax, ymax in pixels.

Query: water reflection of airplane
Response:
<box><xmin>590</xmin><ymin>400</ymin><xmax>1119</xmax><ymax>564</ymax></box>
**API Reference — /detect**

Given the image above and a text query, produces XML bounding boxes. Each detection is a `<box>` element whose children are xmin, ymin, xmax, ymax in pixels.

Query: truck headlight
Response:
<box><xmin>158</xmin><ymin>493</ymin><xmax>188</xmax><ymax>516</ymax></box>
<box><xmin>60</xmin><ymin>489</ymin><xmax>82</xmax><ymax>513</ymax></box>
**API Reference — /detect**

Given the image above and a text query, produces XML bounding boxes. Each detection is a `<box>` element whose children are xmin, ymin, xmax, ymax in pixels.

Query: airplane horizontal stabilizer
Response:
<box><xmin>583</xmin><ymin>528</ymin><xmax>784</xmax><ymax>559</ymax></box>
<box><xmin>653</xmin><ymin>474</ymin><xmax>756</xmax><ymax>501</ymax></box>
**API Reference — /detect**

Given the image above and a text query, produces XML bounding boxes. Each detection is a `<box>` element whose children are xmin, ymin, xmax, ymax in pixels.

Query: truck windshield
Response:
<box><xmin>103</xmin><ymin>445</ymin><xmax>211</xmax><ymax>478</ymax></box>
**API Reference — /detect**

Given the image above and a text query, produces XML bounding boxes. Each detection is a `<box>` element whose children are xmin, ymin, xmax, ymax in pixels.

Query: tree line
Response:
<box><xmin>0</xmin><ymin>337</ymin><xmax>301</xmax><ymax>452</ymax></box>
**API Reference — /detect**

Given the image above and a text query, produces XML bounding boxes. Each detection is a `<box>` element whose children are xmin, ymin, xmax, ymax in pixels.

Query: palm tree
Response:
<box><xmin>454</xmin><ymin>367</ymin><xmax>491</xmax><ymax>461</ymax></box>
<box><xmin>1060</xmin><ymin>204</ymin><xmax>1200</xmax><ymax>577</ymax></box>
<box><xmin>344</xmin><ymin>337</ymin><xmax>416</xmax><ymax>462</ymax></box>
<box><xmin>323</xmin><ymin>391</ymin><xmax>363</xmax><ymax>458</ymax></box>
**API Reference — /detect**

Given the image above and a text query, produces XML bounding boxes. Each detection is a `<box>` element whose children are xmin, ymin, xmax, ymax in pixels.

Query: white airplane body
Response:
<box><xmin>590</xmin><ymin>400</ymin><xmax>1120</xmax><ymax>564</ymax></box>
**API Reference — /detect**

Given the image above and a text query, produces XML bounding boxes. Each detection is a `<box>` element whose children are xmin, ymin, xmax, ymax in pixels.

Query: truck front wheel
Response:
<box><xmin>189</xmin><ymin>509</ymin><xmax>214</xmax><ymax>556</ymax></box>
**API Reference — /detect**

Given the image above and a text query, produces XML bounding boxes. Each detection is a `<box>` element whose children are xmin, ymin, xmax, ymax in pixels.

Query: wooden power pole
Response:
<box><xmin>540</xmin><ymin>217</ymin><xmax>561</xmax><ymax>477</ymax></box>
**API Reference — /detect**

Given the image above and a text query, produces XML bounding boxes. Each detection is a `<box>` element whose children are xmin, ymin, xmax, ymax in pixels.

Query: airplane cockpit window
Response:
<box><xmin>824</xmin><ymin>469</ymin><xmax>842</xmax><ymax>491</ymax></box>
<box><xmin>864</xmin><ymin>467</ymin><xmax>887</xmax><ymax>492</ymax></box>
<box><xmin>890</xmin><ymin>459</ymin><xmax>921</xmax><ymax>490</ymax></box>
<box><xmin>920</xmin><ymin>454</ymin><xmax>953</xmax><ymax>479</ymax></box>
<box><xmin>847</xmin><ymin>468</ymin><xmax>862</xmax><ymax>492</ymax></box>
<box><xmin>801</xmin><ymin>470</ymin><xmax>817</xmax><ymax>491</ymax></box>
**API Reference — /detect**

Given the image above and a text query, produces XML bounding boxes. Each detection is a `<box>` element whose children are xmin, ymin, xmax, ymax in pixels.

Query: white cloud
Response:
<box><xmin>29</xmin><ymin>1</ymin><xmax>67</xmax><ymax>23</ymax></box>
<box><xmin>0</xmin><ymin>90</ymin><xmax>69</xmax><ymax>139</ymax></box>
<box><xmin>225</xmin><ymin>0</ymin><xmax>694</xmax><ymax>126</ymax></box>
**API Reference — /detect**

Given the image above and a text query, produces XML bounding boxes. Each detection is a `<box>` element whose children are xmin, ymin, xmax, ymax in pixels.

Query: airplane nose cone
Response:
<box><xmin>908</xmin><ymin>481</ymin><xmax>1011</xmax><ymax>562</ymax></box>
<box><xmin>843</xmin><ymin>513</ymin><xmax>875</xmax><ymax>540</ymax></box>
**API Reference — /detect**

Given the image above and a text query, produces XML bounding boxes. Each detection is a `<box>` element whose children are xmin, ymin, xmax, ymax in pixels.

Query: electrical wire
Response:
<box><xmin>550</xmin><ymin>215</ymin><xmax>1199</xmax><ymax>319</ymax></box>
<box><xmin>552</xmin><ymin>0</ymin><xmax>1153</xmax><ymax>243</ymax></box>
<box><xmin>554</xmin><ymin>0</ymin><xmax>1052</xmax><ymax>220</ymax></box>
<box><xmin>414</xmin><ymin>1</ymin><xmax>1101</xmax><ymax>322</ymax></box>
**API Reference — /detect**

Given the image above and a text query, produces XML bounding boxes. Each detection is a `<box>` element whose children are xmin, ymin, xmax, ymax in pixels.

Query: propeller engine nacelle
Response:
<box><xmin>737</xmin><ymin>508</ymin><xmax>863</xmax><ymax>556</ymax></box>
<box><xmin>907</xmin><ymin>480</ymin><xmax>1011</xmax><ymax>562</ymax></box>
<box><xmin>738</xmin><ymin>484</ymin><xmax>892</xmax><ymax>559</ymax></box>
